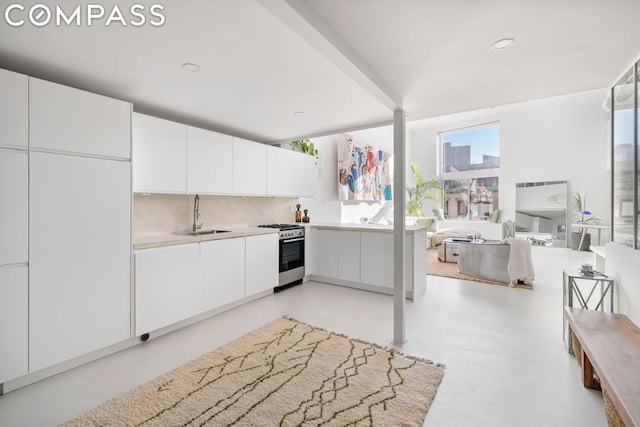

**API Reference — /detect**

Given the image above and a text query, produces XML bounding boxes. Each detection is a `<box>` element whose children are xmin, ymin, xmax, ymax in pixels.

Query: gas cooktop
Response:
<box><xmin>258</xmin><ymin>224</ymin><xmax>304</xmax><ymax>231</ymax></box>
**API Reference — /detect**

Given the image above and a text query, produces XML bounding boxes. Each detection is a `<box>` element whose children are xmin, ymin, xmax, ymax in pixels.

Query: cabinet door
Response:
<box><xmin>318</xmin><ymin>229</ymin><xmax>338</xmax><ymax>279</ymax></box>
<box><xmin>384</xmin><ymin>233</ymin><xmax>418</xmax><ymax>292</ymax></box>
<box><xmin>200</xmin><ymin>238</ymin><xmax>245</xmax><ymax>311</ymax></box>
<box><xmin>29</xmin><ymin>152</ymin><xmax>131</xmax><ymax>371</ymax></box>
<box><xmin>0</xmin><ymin>265</ymin><xmax>28</xmax><ymax>383</ymax></box>
<box><xmin>232</xmin><ymin>137</ymin><xmax>266</xmax><ymax>196</ymax></box>
<box><xmin>29</xmin><ymin>78</ymin><xmax>131</xmax><ymax>158</ymax></box>
<box><xmin>266</xmin><ymin>145</ymin><xmax>295</xmax><ymax>196</ymax></box>
<box><xmin>304</xmin><ymin>226</ymin><xmax>318</xmax><ymax>276</ymax></box>
<box><xmin>135</xmin><ymin>243</ymin><xmax>200</xmax><ymax>335</ymax></box>
<box><xmin>360</xmin><ymin>232</ymin><xmax>386</xmax><ymax>287</ymax></box>
<box><xmin>0</xmin><ymin>68</ymin><xmax>28</xmax><ymax>149</ymax></box>
<box><xmin>132</xmin><ymin>113</ymin><xmax>186</xmax><ymax>193</ymax></box>
<box><xmin>338</xmin><ymin>231</ymin><xmax>361</xmax><ymax>282</ymax></box>
<box><xmin>293</xmin><ymin>151</ymin><xmax>317</xmax><ymax>197</ymax></box>
<box><xmin>0</xmin><ymin>149</ymin><xmax>28</xmax><ymax>266</ymax></box>
<box><xmin>186</xmin><ymin>126</ymin><xmax>233</xmax><ymax>195</ymax></box>
<box><xmin>245</xmin><ymin>234</ymin><xmax>278</xmax><ymax>296</ymax></box>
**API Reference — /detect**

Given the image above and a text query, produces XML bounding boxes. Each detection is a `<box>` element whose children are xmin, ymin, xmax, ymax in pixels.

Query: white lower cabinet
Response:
<box><xmin>135</xmin><ymin>243</ymin><xmax>200</xmax><ymax>336</ymax></box>
<box><xmin>313</xmin><ymin>228</ymin><xmax>427</xmax><ymax>298</ymax></box>
<box><xmin>0</xmin><ymin>265</ymin><xmax>28</xmax><ymax>383</ymax></box>
<box><xmin>318</xmin><ymin>229</ymin><xmax>338</xmax><ymax>279</ymax></box>
<box><xmin>245</xmin><ymin>234</ymin><xmax>278</xmax><ymax>296</ymax></box>
<box><xmin>304</xmin><ymin>227</ymin><xmax>318</xmax><ymax>276</ymax></box>
<box><xmin>338</xmin><ymin>231</ymin><xmax>361</xmax><ymax>282</ymax></box>
<box><xmin>360</xmin><ymin>232</ymin><xmax>387</xmax><ymax>287</ymax></box>
<box><xmin>200</xmin><ymin>238</ymin><xmax>245</xmax><ymax>311</ymax></box>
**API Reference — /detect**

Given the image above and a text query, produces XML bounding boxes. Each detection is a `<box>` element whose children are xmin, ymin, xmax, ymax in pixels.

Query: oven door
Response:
<box><xmin>280</xmin><ymin>237</ymin><xmax>304</xmax><ymax>272</ymax></box>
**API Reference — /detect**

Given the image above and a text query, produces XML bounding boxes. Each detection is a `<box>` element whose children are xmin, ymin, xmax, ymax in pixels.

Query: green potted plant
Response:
<box><xmin>571</xmin><ymin>193</ymin><xmax>599</xmax><ymax>251</ymax></box>
<box><xmin>290</xmin><ymin>138</ymin><xmax>318</xmax><ymax>160</ymax></box>
<box><xmin>406</xmin><ymin>162</ymin><xmax>442</xmax><ymax>223</ymax></box>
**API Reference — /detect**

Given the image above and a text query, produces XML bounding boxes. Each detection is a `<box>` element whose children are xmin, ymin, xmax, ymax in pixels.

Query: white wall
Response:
<box><xmin>408</xmin><ymin>89</ymin><xmax>611</xmax><ymax>241</ymax></box>
<box><xmin>299</xmin><ymin>126</ymin><xmax>395</xmax><ymax>224</ymax></box>
<box><xmin>606</xmin><ymin>243</ymin><xmax>640</xmax><ymax>325</ymax></box>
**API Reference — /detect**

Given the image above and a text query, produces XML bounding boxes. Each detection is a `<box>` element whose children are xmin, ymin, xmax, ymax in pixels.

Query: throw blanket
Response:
<box><xmin>505</xmin><ymin>238</ymin><xmax>535</xmax><ymax>286</ymax></box>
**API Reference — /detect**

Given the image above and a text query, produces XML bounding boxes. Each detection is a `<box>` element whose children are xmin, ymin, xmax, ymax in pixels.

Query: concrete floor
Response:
<box><xmin>0</xmin><ymin>247</ymin><xmax>606</xmax><ymax>426</ymax></box>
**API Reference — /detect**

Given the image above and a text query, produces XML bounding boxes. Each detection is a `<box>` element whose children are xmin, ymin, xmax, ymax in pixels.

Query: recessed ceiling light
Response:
<box><xmin>182</xmin><ymin>62</ymin><xmax>200</xmax><ymax>72</ymax></box>
<box><xmin>293</xmin><ymin>111</ymin><xmax>305</xmax><ymax>116</ymax></box>
<box><xmin>491</xmin><ymin>38</ymin><xmax>515</xmax><ymax>51</ymax></box>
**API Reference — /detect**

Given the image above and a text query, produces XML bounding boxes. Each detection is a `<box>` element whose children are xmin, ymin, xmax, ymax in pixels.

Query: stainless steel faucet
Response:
<box><xmin>193</xmin><ymin>194</ymin><xmax>203</xmax><ymax>231</ymax></box>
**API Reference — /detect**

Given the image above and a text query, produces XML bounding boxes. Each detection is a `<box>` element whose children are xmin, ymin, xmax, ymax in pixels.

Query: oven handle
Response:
<box><xmin>281</xmin><ymin>237</ymin><xmax>305</xmax><ymax>243</ymax></box>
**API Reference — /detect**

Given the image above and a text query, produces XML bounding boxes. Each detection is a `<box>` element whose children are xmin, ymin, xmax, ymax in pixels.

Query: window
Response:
<box><xmin>438</xmin><ymin>123</ymin><xmax>500</xmax><ymax>220</ymax></box>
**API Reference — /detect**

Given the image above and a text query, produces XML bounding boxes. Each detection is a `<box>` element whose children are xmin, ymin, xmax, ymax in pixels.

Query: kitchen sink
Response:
<box><xmin>174</xmin><ymin>229</ymin><xmax>231</xmax><ymax>236</ymax></box>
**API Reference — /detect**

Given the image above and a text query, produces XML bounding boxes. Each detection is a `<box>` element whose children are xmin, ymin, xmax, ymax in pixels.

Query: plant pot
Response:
<box><xmin>570</xmin><ymin>232</ymin><xmax>591</xmax><ymax>251</ymax></box>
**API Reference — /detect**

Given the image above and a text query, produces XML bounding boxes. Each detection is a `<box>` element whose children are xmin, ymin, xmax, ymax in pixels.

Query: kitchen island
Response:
<box><xmin>304</xmin><ymin>223</ymin><xmax>428</xmax><ymax>299</ymax></box>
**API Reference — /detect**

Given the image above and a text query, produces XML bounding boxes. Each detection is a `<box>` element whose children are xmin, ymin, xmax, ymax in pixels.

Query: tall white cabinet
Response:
<box><xmin>0</xmin><ymin>266</ymin><xmax>28</xmax><ymax>383</ymax></box>
<box><xmin>29</xmin><ymin>152</ymin><xmax>132</xmax><ymax>371</ymax></box>
<box><xmin>0</xmin><ymin>149</ymin><xmax>28</xmax><ymax>266</ymax></box>
<box><xmin>30</xmin><ymin>78</ymin><xmax>130</xmax><ymax>158</ymax></box>
<box><xmin>0</xmin><ymin>69</ymin><xmax>28</xmax><ymax>149</ymax></box>
<box><xmin>27</xmin><ymin>78</ymin><xmax>132</xmax><ymax>373</ymax></box>
<box><xmin>0</xmin><ymin>69</ymin><xmax>29</xmax><ymax>384</ymax></box>
<box><xmin>0</xmin><ymin>148</ymin><xmax>28</xmax><ymax>384</ymax></box>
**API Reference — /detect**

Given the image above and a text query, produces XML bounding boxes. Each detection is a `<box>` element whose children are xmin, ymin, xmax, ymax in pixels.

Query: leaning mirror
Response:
<box><xmin>515</xmin><ymin>181</ymin><xmax>568</xmax><ymax>247</ymax></box>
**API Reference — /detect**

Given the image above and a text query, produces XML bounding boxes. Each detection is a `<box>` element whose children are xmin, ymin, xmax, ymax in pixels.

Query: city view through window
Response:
<box><xmin>439</xmin><ymin>124</ymin><xmax>500</xmax><ymax>220</ymax></box>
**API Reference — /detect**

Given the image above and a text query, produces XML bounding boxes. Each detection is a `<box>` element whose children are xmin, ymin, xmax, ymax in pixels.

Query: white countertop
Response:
<box><xmin>306</xmin><ymin>222</ymin><xmax>429</xmax><ymax>233</ymax></box>
<box><xmin>133</xmin><ymin>227</ymin><xmax>278</xmax><ymax>250</ymax></box>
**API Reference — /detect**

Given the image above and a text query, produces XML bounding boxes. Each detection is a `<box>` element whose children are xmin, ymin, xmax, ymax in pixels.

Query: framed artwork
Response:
<box><xmin>337</xmin><ymin>134</ymin><xmax>392</xmax><ymax>201</ymax></box>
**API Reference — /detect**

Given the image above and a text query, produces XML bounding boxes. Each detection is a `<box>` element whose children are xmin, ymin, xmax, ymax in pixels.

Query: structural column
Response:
<box><xmin>393</xmin><ymin>109</ymin><xmax>406</xmax><ymax>345</ymax></box>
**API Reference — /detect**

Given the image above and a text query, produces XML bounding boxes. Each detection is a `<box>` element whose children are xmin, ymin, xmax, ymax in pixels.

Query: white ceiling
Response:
<box><xmin>1</xmin><ymin>0</ymin><xmax>639</xmax><ymax>143</ymax></box>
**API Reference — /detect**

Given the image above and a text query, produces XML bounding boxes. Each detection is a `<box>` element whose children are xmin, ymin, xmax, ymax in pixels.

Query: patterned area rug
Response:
<box><xmin>62</xmin><ymin>317</ymin><xmax>445</xmax><ymax>426</ymax></box>
<box><xmin>426</xmin><ymin>248</ymin><xmax>533</xmax><ymax>290</ymax></box>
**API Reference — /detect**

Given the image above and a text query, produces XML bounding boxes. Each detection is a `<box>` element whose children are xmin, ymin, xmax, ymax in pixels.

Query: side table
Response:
<box><xmin>563</xmin><ymin>269</ymin><xmax>615</xmax><ymax>354</ymax></box>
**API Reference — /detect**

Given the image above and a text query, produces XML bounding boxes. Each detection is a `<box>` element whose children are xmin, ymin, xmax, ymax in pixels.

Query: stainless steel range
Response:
<box><xmin>257</xmin><ymin>224</ymin><xmax>305</xmax><ymax>290</ymax></box>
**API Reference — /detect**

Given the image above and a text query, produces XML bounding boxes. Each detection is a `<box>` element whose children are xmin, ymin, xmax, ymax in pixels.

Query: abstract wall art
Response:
<box><xmin>338</xmin><ymin>134</ymin><xmax>392</xmax><ymax>201</ymax></box>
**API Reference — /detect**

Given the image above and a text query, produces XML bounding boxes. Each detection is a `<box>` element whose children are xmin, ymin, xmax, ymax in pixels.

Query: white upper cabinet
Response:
<box><xmin>0</xmin><ymin>149</ymin><xmax>28</xmax><ymax>266</ymax></box>
<box><xmin>266</xmin><ymin>145</ymin><xmax>295</xmax><ymax>196</ymax></box>
<box><xmin>132</xmin><ymin>113</ymin><xmax>187</xmax><ymax>194</ymax></box>
<box><xmin>29</xmin><ymin>77</ymin><xmax>131</xmax><ymax>158</ymax></box>
<box><xmin>232</xmin><ymin>137</ymin><xmax>266</xmax><ymax>196</ymax></box>
<box><xmin>186</xmin><ymin>126</ymin><xmax>233</xmax><ymax>195</ymax></box>
<box><xmin>293</xmin><ymin>151</ymin><xmax>317</xmax><ymax>197</ymax></box>
<box><xmin>0</xmin><ymin>68</ymin><xmax>28</xmax><ymax>149</ymax></box>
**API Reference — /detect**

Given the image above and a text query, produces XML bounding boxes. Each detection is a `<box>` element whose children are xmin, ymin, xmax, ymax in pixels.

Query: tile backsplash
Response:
<box><xmin>133</xmin><ymin>194</ymin><xmax>298</xmax><ymax>236</ymax></box>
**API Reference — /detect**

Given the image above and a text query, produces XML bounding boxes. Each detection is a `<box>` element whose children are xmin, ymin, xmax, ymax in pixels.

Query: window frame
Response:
<box><xmin>437</xmin><ymin>122</ymin><xmax>501</xmax><ymax>221</ymax></box>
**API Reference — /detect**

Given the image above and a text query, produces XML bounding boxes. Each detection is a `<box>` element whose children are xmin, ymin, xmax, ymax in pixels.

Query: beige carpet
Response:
<box><xmin>427</xmin><ymin>248</ymin><xmax>533</xmax><ymax>290</ymax></box>
<box><xmin>61</xmin><ymin>317</ymin><xmax>445</xmax><ymax>426</ymax></box>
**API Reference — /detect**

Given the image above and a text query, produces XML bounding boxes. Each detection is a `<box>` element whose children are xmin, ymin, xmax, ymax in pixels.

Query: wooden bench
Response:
<box><xmin>564</xmin><ymin>307</ymin><xmax>640</xmax><ymax>426</ymax></box>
